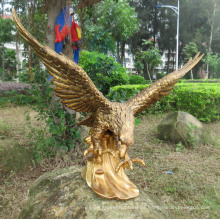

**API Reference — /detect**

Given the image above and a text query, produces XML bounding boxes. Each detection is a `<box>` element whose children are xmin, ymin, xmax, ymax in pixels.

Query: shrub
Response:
<box><xmin>26</xmin><ymin>77</ymin><xmax>81</xmax><ymax>160</ymax></box>
<box><xmin>79</xmin><ymin>50</ymin><xmax>129</xmax><ymax>95</ymax></box>
<box><xmin>107</xmin><ymin>84</ymin><xmax>149</xmax><ymax>102</ymax></box>
<box><xmin>107</xmin><ymin>83</ymin><xmax>220</xmax><ymax>122</ymax></box>
<box><xmin>128</xmin><ymin>74</ymin><xmax>147</xmax><ymax>85</ymax></box>
<box><xmin>0</xmin><ymin>70</ymin><xmax>82</xmax><ymax>161</ymax></box>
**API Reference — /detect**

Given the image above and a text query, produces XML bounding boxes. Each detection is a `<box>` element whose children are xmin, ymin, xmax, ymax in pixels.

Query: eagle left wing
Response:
<box><xmin>12</xmin><ymin>9</ymin><xmax>111</xmax><ymax>113</ymax></box>
<box><xmin>126</xmin><ymin>53</ymin><xmax>204</xmax><ymax>114</ymax></box>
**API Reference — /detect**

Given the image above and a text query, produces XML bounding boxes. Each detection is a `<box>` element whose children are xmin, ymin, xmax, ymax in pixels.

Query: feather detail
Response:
<box><xmin>126</xmin><ymin>52</ymin><xmax>204</xmax><ymax>115</ymax></box>
<box><xmin>12</xmin><ymin>9</ymin><xmax>111</xmax><ymax>114</ymax></box>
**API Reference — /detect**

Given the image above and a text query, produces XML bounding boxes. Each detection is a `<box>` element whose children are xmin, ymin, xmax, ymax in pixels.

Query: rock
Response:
<box><xmin>19</xmin><ymin>166</ymin><xmax>171</xmax><ymax>219</ymax></box>
<box><xmin>157</xmin><ymin>111</ymin><xmax>212</xmax><ymax>147</ymax></box>
<box><xmin>0</xmin><ymin>143</ymin><xmax>34</xmax><ymax>175</ymax></box>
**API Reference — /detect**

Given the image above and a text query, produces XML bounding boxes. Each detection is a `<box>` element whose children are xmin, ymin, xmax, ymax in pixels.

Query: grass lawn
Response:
<box><xmin>0</xmin><ymin>105</ymin><xmax>219</xmax><ymax>218</ymax></box>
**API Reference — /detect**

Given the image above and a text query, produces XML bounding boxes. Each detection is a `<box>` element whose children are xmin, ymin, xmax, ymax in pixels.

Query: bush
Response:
<box><xmin>128</xmin><ymin>74</ymin><xmax>147</xmax><ymax>85</ymax></box>
<box><xmin>107</xmin><ymin>84</ymin><xmax>149</xmax><ymax>102</ymax></box>
<box><xmin>79</xmin><ymin>50</ymin><xmax>129</xmax><ymax>95</ymax></box>
<box><xmin>179</xmin><ymin>79</ymin><xmax>220</xmax><ymax>83</ymax></box>
<box><xmin>107</xmin><ymin>83</ymin><xmax>220</xmax><ymax>122</ymax></box>
<box><xmin>25</xmin><ymin>76</ymin><xmax>81</xmax><ymax>160</ymax></box>
<box><xmin>0</xmin><ymin>71</ymin><xmax>81</xmax><ymax>161</ymax></box>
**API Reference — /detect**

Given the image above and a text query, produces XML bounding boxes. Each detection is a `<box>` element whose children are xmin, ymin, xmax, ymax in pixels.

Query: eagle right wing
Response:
<box><xmin>12</xmin><ymin>9</ymin><xmax>111</xmax><ymax>113</ymax></box>
<box><xmin>126</xmin><ymin>53</ymin><xmax>204</xmax><ymax>114</ymax></box>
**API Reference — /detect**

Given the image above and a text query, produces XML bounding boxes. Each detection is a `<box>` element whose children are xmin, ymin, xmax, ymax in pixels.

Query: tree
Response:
<box><xmin>130</xmin><ymin>0</ymin><xmax>158</xmax><ymax>53</ymax></box>
<box><xmin>82</xmin><ymin>0</ymin><xmax>139</xmax><ymax>63</ymax></box>
<box><xmin>204</xmin><ymin>52</ymin><xmax>220</xmax><ymax>79</ymax></box>
<box><xmin>130</xmin><ymin>0</ymin><xmax>177</xmax><ymax>72</ymax></box>
<box><xmin>0</xmin><ymin>17</ymin><xmax>15</xmax><ymax>80</ymax></box>
<box><xmin>183</xmin><ymin>42</ymin><xmax>198</xmax><ymax>79</ymax></box>
<box><xmin>134</xmin><ymin>40</ymin><xmax>161</xmax><ymax>82</ymax></box>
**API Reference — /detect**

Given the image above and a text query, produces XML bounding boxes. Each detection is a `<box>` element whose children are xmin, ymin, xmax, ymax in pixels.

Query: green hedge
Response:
<box><xmin>128</xmin><ymin>74</ymin><xmax>147</xmax><ymax>85</ymax></box>
<box><xmin>107</xmin><ymin>83</ymin><xmax>220</xmax><ymax>122</ymax></box>
<box><xmin>179</xmin><ymin>79</ymin><xmax>220</xmax><ymax>83</ymax></box>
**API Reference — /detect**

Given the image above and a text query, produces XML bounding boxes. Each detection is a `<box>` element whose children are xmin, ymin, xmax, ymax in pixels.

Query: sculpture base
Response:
<box><xmin>83</xmin><ymin>133</ymin><xmax>139</xmax><ymax>200</ymax></box>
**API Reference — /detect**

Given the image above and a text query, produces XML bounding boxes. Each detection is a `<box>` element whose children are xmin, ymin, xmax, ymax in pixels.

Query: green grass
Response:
<box><xmin>0</xmin><ymin>119</ymin><xmax>11</xmax><ymax>138</ymax></box>
<box><xmin>0</xmin><ymin>106</ymin><xmax>220</xmax><ymax>218</ymax></box>
<box><xmin>128</xmin><ymin>113</ymin><xmax>220</xmax><ymax>218</ymax></box>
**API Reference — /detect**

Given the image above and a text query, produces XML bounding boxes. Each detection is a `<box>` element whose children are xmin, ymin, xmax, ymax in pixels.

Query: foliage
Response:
<box><xmin>0</xmin><ymin>49</ymin><xmax>17</xmax><ymax>81</ymax></box>
<box><xmin>108</xmin><ymin>83</ymin><xmax>220</xmax><ymax>122</ymax></box>
<box><xmin>79</xmin><ymin>50</ymin><xmax>129</xmax><ymax>95</ymax></box>
<box><xmin>184</xmin><ymin>42</ymin><xmax>199</xmax><ymax>60</ymax></box>
<box><xmin>0</xmin><ymin>70</ymin><xmax>81</xmax><ymax>160</ymax></box>
<box><xmin>27</xmin><ymin>71</ymin><xmax>81</xmax><ymax>159</ymax></box>
<box><xmin>96</xmin><ymin>0</ymin><xmax>139</xmax><ymax>42</ymax></box>
<box><xmin>176</xmin><ymin>142</ymin><xmax>185</xmax><ymax>152</ymax></box>
<box><xmin>83</xmin><ymin>24</ymin><xmax>116</xmax><ymax>54</ymax></box>
<box><xmin>204</xmin><ymin>52</ymin><xmax>220</xmax><ymax>78</ymax></box>
<box><xmin>134</xmin><ymin>40</ymin><xmax>161</xmax><ymax>80</ymax></box>
<box><xmin>179</xmin><ymin>79</ymin><xmax>220</xmax><ymax>83</ymax></box>
<box><xmin>183</xmin><ymin>42</ymin><xmax>199</xmax><ymax>79</ymax></box>
<box><xmin>128</xmin><ymin>74</ymin><xmax>147</xmax><ymax>85</ymax></box>
<box><xmin>83</xmin><ymin>0</ymin><xmax>139</xmax><ymax>58</ymax></box>
<box><xmin>107</xmin><ymin>84</ymin><xmax>148</xmax><ymax>102</ymax></box>
<box><xmin>129</xmin><ymin>0</ymin><xmax>220</xmax><ymax>76</ymax></box>
<box><xmin>0</xmin><ymin>17</ymin><xmax>14</xmax><ymax>44</ymax></box>
<box><xmin>0</xmin><ymin>17</ymin><xmax>15</xmax><ymax>81</ymax></box>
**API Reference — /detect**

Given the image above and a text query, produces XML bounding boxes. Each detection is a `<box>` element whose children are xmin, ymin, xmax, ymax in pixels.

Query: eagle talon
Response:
<box><xmin>115</xmin><ymin>157</ymin><xmax>145</xmax><ymax>173</ymax></box>
<box><xmin>83</xmin><ymin>148</ymin><xmax>94</xmax><ymax>157</ymax></box>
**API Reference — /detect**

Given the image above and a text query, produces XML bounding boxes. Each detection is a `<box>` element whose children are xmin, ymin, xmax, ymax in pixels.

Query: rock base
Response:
<box><xmin>19</xmin><ymin>166</ymin><xmax>171</xmax><ymax>219</ymax></box>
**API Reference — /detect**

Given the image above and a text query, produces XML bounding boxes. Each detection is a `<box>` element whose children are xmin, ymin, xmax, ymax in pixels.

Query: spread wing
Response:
<box><xmin>12</xmin><ymin>9</ymin><xmax>111</xmax><ymax>113</ymax></box>
<box><xmin>126</xmin><ymin>53</ymin><xmax>204</xmax><ymax>114</ymax></box>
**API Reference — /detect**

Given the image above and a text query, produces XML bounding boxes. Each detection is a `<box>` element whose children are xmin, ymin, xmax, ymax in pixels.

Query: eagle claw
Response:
<box><xmin>115</xmin><ymin>157</ymin><xmax>145</xmax><ymax>173</ymax></box>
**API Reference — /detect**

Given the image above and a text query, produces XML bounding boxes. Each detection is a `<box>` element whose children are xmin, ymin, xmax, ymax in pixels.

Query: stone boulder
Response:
<box><xmin>19</xmin><ymin>166</ymin><xmax>171</xmax><ymax>219</ymax></box>
<box><xmin>157</xmin><ymin>111</ymin><xmax>211</xmax><ymax>147</ymax></box>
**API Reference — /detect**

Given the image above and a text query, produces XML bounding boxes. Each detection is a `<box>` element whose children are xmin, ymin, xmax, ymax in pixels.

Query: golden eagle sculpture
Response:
<box><xmin>13</xmin><ymin>9</ymin><xmax>203</xmax><ymax>200</ymax></box>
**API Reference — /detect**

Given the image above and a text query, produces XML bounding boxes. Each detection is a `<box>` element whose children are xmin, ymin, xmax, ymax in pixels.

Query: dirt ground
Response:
<box><xmin>0</xmin><ymin>105</ymin><xmax>220</xmax><ymax>218</ymax></box>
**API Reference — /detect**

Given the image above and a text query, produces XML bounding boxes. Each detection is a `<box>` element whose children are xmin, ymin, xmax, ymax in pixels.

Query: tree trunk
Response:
<box><xmin>1</xmin><ymin>0</ymin><xmax>4</xmax><ymax>15</ymax></box>
<box><xmin>116</xmin><ymin>41</ymin><xmax>120</xmax><ymax>63</ymax></box>
<box><xmin>26</xmin><ymin>1</ymin><xmax>33</xmax><ymax>82</ymax></box>
<box><xmin>190</xmin><ymin>69</ymin><xmax>193</xmax><ymax>79</ymax></box>
<box><xmin>46</xmin><ymin>0</ymin><xmax>64</xmax><ymax>49</ymax></box>
<box><xmin>172</xmin><ymin>51</ymin><xmax>175</xmax><ymax>71</ymax></box>
<box><xmin>116</xmin><ymin>41</ymin><xmax>126</xmax><ymax>65</ymax></box>
<box><xmin>207</xmin><ymin>1</ymin><xmax>217</xmax><ymax>78</ymax></box>
<box><xmin>14</xmin><ymin>1</ymin><xmax>20</xmax><ymax>83</ymax></box>
<box><xmin>120</xmin><ymin>41</ymin><xmax>126</xmax><ymax>65</ymax></box>
<box><xmin>1</xmin><ymin>0</ymin><xmax>4</xmax><ymax>80</ymax></box>
<box><xmin>1</xmin><ymin>44</ymin><xmax>5</xmax><ymax>80</ymax></box>
<box><xmin>79</xmin><ymin>8</ymin><xmax>85</xmax><ymax>50</ymax></box>
<box><xmin>167</xmin><ymin>49</ymin><xmax>171</xmax><ymax>74</ymax></box>
<box><xmin>15</xmin><ymin>37</ymin><xmax>20</xmax><ymax>83</ymax></box>
<box><xmin>28</xmin><ymin>47</ymin><xmax>33</xmax><ymax>81</ymax></box>
<box><xmin>145</xmin><ymin>62</ymin><xmax>152</xmax><ymax>83</ymax></box>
